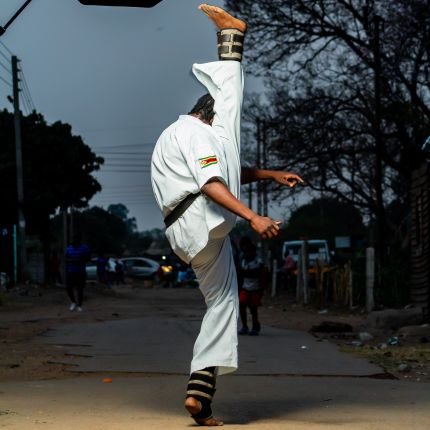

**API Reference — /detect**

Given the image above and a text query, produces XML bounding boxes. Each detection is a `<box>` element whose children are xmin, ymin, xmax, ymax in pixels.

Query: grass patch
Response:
<box><xmin>340</xmin><ymin>345</ymin><xmax>430</xmax><ymax>373</ymax></box>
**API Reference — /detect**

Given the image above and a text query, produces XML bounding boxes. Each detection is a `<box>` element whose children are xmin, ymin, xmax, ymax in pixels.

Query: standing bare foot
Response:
<box><xmin>185</xmin><ymin>397</ymin><xmax>224</xmax><ymax>426</ymax></box>
<box><xmin>198</xmin><ymin>4</ymin><xmax>247</xmax><ymax>33</ymax></box>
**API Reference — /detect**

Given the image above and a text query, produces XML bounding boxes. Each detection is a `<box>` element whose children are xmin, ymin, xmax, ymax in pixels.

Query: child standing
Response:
<box><xmin>238</xmin><ymin>236</ymin><xmax>265</xmax><ymax>336</ymax></box>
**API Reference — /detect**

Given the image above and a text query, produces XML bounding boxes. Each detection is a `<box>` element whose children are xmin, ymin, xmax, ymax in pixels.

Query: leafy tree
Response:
<box><xmin>284</xmin><ymin>197</ymin><xmax>366</xmax><ymax>240</ymax></box>
<box><xmin>72</xmin><ymin>207</ymin><xmax>128</xmax><ymax>255</ymax></box>
<box><xmin>50</xmin><ymin>205</ymin><xmax>148</xmax><ymax>256</ymax></box>
<box><xmin>0</xmin><ymin>110</ymin><xmax>103</xmax><ymax>235</ymax></box>
<box><xmin>108</xmin><ymin>203</ymin><xmax>137</xmax><ymax>234</ymax></box>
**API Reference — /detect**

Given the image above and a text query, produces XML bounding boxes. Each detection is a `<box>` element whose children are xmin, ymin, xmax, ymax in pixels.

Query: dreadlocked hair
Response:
<box><xmin>188</xmin><ymin>93</ymin><xmax>215</xmax><ymax>123</ymax></box>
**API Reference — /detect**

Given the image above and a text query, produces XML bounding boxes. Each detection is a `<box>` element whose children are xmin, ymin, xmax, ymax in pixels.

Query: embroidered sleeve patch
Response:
<box><xmin>199</xmin><ymin>155</ymin><xmax>218</xmax><ymax>169</ymax></box>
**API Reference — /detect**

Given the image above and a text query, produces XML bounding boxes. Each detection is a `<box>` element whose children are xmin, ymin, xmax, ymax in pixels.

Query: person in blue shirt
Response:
<box><xmin>65</xmin><ymin>232</ymin><xmax>90</xmax><ymax>312</ymax></box>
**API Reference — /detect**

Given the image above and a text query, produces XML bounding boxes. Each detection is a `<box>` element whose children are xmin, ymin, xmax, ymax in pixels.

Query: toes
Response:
<box><xmin>198</xmin><ymin>4</ymin><xmax>210</xmax><ymax>13</ymax></box>
<box><xmin>195</xmin><ymin>417</ymin><xmax>224</xmax><ymax>426</ymax></box>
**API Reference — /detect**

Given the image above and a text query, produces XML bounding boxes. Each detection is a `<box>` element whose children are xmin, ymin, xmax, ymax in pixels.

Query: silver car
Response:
<box><xmin>85</xmin><ymin>258</ymin><xmax>98</xmax><ymax>281</ymax></box>
<box><xmin>119</xmin><ymin>257</ymin><xmax>160</xmax><ymax>280</ymax></box>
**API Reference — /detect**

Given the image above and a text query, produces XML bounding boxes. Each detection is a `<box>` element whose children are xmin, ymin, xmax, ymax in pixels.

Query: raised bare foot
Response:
<box><xmin>185</xmin><ymin>397</ymin><xmax>224</xmax><ymax>427</ymax></box>
<box><xmin>198</xmin><ymin>4</ymin><xmax>247</xmax><ymax>33</ymax></box>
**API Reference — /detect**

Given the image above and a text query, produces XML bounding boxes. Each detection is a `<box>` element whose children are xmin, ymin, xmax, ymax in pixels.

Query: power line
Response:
<box><xmin>78</xmin><ymin>124</ymin><xmax>165</xmax><ymax>133</ymax></box>
<box><xmin>20</xmin><ymin>69</ymin><xmax>35</xmax><ymax>111</ymax></box>
<box><xmin>20</xmin><ymin>85</ymin><xmax>33</xmax><ymax>114</ymax></box>
<box><xmin>19</xmin><ymin>90</ymin><xmax>30</xmax><ymax>114</ymax></box>
<box><xmin>0</xmin><ymin>41</ymin><xmax>14</xmax><ymax>56</ymax></box>
<box><xmin>99</xmin><ymin>170</ymin><xmax>150</xmax><ymax>173</ymax></box>
<box><xmin>102</xmin><ymin>157</ymin><xmax>151</xmax><ymax>161</ymax></box>
<box><xmin>0</xmin><ymin>60</ymin><xmax>11</xmax><ymax>75</ymax></box>
<box><xmin>96</xmin><ymin>190</ymin><xmax>155</xmax><ymax>195</ymax></box>
<box><xmin>0</xmin><ymin>49</ymin><xmax>10</xmax><ymax>63</ymax></box>
<box><xmin>0</xmin><ymin>74</ymin><xmax>12</xmax><ymax>87</ymax></box>
<box><xmin>101</xmin><ymin>163</ymin><xmax>152</xmax><ymax>166</ymax></box>
<box><xmin>91</xmin><ymin>143</ymin><xmax>155</xmax><ymax>149</ymax></box>
<box><xmin>95</xmin><ymin>151</ymin><xmax>154</xmax><ymax>155</ymax></box>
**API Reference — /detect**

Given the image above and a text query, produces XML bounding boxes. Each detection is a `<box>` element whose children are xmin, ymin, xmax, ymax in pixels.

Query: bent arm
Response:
<box><xmin>241</xmin><ymin>167</ymin><xmax>304</xmax><ymax>187</ymax></box>
<box><xmin>241</xmin><ymin>167</ymin><xmax>274</xmax><ymax>185</ymax></box>
<box><xmin>201</xmin><ymin>179</ymin><xmax>281</xmax><ymax>239</ymax></box>
<box><xmin>202</xmin><ymin>178</ymin><xmax>256</xmax><ymax>221</ymax></box>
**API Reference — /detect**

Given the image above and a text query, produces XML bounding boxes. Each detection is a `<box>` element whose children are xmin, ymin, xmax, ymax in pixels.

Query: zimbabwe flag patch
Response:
<box><xmin>199</xmin><ymin>155</ymin><xmax>218</xmax><ymax>169</ymax></box>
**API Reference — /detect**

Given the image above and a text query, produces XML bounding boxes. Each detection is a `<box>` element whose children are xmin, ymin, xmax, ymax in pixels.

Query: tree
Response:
<box><xmin>108</xmin><ymin>203</ymin><xmax>137</xmax><ymax>234</ymax></box>
<box><xmin>284</xmin><ymin>198</ymin><xmax>365</xmax><ymax>240</ymax></box>
<box><xmin>226</xmin><ymin>0</ymin><xmax>430</xmax><ymax>232</ymax></box>
<box><xmin>71</xmin><ymin>207</ymin><xmax>128</xmax><ymax>255</ymax></box>
<box><xmin>0</xmin><ymin>110</ymin><xmax>103</xmax><ymax>235</ymax></box>
<box><xmin>49</xmin><ymin>205</ymin><xmax>153</xmax><ymax>257</ymax></box>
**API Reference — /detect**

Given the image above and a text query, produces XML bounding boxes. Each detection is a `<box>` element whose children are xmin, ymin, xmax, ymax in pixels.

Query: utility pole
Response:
<box><xmin>372</xmin><ymin>14</ymin><xmax>385</xmax><ymax>291</ymax></box>
<box><xmin>63</xmin><ymin>209</ymin><xmax>68</xmax><ymax>284</ymax></box>
<box><xmin>12</xmin><ymin>55</ymin><xmax>26</xmax><ymax>280</ymax></box>
<box><xmin>248</xmin><ymin>183</ymin><xmax>253</xmax><ymax>210</ymax></box>
<box><xmin>69</xmin><ymin>206</ymin><xmax>74</xmax><ymax>240</ymax></box>
<box><xmin>262</xmin><ymin>120</ymin><xmax>268</xmax><ymax>216</ymax></box>
<box><xmin>256</xmin><ymin>118</ymin><xmax>262</xmax><ymax>215</ymax></box>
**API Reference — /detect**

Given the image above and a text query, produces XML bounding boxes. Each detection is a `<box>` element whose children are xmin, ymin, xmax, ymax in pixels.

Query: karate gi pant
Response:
<box><xmin>189</xmin><ymin>60</ymin><xmax>243</xmax><ymax>376</ymax></box>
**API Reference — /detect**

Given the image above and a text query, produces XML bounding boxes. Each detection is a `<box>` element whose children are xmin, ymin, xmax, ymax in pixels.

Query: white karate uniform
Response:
<box><xmin>151</xmin><ymin>61</ymin><xmax>243</xmax><ymax>375</ymax></box>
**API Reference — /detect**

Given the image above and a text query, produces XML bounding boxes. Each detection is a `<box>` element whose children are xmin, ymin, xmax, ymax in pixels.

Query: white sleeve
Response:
<box><xmin>182</xmin><ymin>132</ymin><xmax>227</xmax><ymax>189</ymax></box>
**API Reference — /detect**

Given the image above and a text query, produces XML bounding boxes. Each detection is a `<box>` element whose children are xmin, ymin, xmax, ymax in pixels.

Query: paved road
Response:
<box><xmin>40</xmin><ymin>317</ymin><xmax>381</xmax><ymax>376</ymax></box>
<box><xmin>1</xmin><ymin>375</ymin><xmax>429</xmax><ymax>429</ymax></box>
<box><xmin>1</xmin><ymin>288</ymin><xmax>429</xmax><ymax>429</ymax></box>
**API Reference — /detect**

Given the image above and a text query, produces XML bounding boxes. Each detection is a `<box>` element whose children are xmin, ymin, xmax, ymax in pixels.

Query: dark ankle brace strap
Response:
<box><xmin>217</xmin><ymin>28</ymin><xmax>245</xmax><ymax>62</ymax></box>
<box><xmin>186</xmin><ymin>369</ymin><xmax>217</xmax><ymax>402</ymax></box>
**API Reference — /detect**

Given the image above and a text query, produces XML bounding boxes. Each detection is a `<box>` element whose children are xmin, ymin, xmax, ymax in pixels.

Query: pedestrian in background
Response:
<box><xmin>96</xmin><ymin>253</ymin><xmax>109</xmax><ymax>285</ymax></box>
<box><xmin>238</xmin><ymin>236</ymin><xmax>265</xmax><ymax>336</ymax></box>
<box><xmin>48</xmin><ymin>250</ymin><xmax>62</xmax><ymax>287</ymax></box>
<box><xmin>65</xmin><ymin>232</ymin><xmax>90</xmax><ymax>312</ymax></box>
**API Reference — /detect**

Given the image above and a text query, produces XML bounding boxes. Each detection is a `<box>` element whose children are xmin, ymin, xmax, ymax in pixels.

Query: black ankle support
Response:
<box><xmin>186</xmin><ymin>368</ymin><xmax>217</xmax><ymax>419</ymax></box>
<box><xmin>217</xmin><ymin>28</ymin><xmax>245</xmax><ymax>61</ymax></box>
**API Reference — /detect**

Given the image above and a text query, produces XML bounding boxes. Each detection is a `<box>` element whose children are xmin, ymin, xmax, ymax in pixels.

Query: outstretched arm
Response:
<box><xmin>201</xmin><ymin>179</ymin><xmax>281</xmax><ymax>239</ymax></box>
<box><xmin>241</xmin><ymin>167</ymin><xmax>304</xmax><ymax>188</ymax></box>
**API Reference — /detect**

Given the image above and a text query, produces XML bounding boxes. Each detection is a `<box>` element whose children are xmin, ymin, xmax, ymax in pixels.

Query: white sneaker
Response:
<box><xmin>77</xmin><ymin>306</ymin><xmax>83</xmax><ymax>312</ymax></box>
<box><xmin>69</xmin><ymin>303</ymin><xmax>77</xmax><ymax>312</ymax></box>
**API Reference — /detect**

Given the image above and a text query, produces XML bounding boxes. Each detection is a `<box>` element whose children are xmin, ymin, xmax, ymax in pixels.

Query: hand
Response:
<box><xmin>271</xmin><ymin>171</ymin><xmax>304</xmax><ymax>188</ymax></box>
<box><xmin>249</xmin><ymin>215</ymin><xmax>282</xmax><ymax>239</ymax></box>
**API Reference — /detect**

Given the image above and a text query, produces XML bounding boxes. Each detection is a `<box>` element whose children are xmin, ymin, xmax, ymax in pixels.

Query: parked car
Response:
<box><xmin>85</xmin><ymin>258</ymin><xmax>98</xmax><ymax>281</ymax></box>
<box><xmin>119</xmin><ymin>257</ymin><xmax>161</xmax><ymax>280</ymax></box>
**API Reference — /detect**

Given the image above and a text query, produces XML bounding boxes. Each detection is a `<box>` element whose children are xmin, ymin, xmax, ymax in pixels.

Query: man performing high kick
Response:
<box><xmin>151</xmin><ymin>4</ymin><xmax>303</xmax><ymax>426</ymax></box>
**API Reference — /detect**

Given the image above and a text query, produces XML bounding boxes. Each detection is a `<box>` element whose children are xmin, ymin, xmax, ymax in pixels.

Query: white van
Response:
<box><xmin>282</xmin><ymin>240</ymin><xmax>330</xmax><ymax>267</ymax></box>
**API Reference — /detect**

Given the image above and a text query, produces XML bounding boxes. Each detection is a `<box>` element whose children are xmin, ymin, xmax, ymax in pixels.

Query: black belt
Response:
<box><xmin>164</xmin><ymin>192</ymin><xmax>201</xmax><ymax>228</ymax></box>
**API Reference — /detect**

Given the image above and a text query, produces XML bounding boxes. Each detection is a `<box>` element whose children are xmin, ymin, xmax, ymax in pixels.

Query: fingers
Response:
<box><xmin>286</xmin><ymin>174</ymin><xmax>305</xmax><ymax>187</ymax></box>
<box><xmin>273</xmin><ymin>171</ymin><xmax>305</xmax><ymax>188</ymax></box>
<box><xmin>250</xmin><ymin>216</ymin><xmax>282</xmax><ymax>239</ymax></box>
<box><xmin>261</xmin><ymin>219</ymin><xmax>281</xmax><ymax>239</ymax></box>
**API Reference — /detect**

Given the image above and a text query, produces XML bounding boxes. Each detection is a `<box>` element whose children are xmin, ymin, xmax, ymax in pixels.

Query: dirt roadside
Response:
<box><xmin>0</xmin><ymin>282</ymin><xmax>429</xmax><ymax>383</ymax></box>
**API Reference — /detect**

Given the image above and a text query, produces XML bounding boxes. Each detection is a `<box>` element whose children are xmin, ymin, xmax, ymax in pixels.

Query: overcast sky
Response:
<box><xmin>0</xmin><ymin>0</ymin><xmax>293</xmax><ymax>231</ymax></box>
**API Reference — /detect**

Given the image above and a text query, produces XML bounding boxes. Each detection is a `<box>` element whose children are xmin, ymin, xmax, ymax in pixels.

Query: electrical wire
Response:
<box><xmin>20</xmin><ymin>69</ymin><xmax>35</xmax><ymax>111</ymax></box>
<box><xmin>0</xmin><ymin>60</ymin><xmax>11</xmax><ymax>75</ymax></box>
<box><xmin>19</xmin><ymin>90</ymin><xmax>30</xmax><ymax>114</ymax></box>
<box><xmin>79</xmin><ymin>124</ymin><xmax>165</xmax><ymax>134</ymax></box>
<box><xmin>95</xmin><ymin>151</ymin><xmax>153</xmax><ymax>155</ymax></box>
<box><xmin>91</xmin><ymin>143</ymin><xmax>155</xmax><ymax>149</ymax></box>
<box><xmin>0</xmin><ymin>49</ymin><xmax>10</xmax><ymax>63</ymax></box>
<box><xmin>0</xmin><ymin>74</ymin><xmax>11</xmax><ymax>87</ymax></box>
<box><xmin>20</xmin><ymin>85</ymin><xmax>32</xmax><ymax>114</ymax></box>
<box><xmin>99</xmin><ymin>170</ymin><xmax>150</xmax><ymax>173</ymax></box>
<box><xmin>0</xmin><ymin>41</ymin><xmax>14</xmax><ymax>56</ymax></box>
